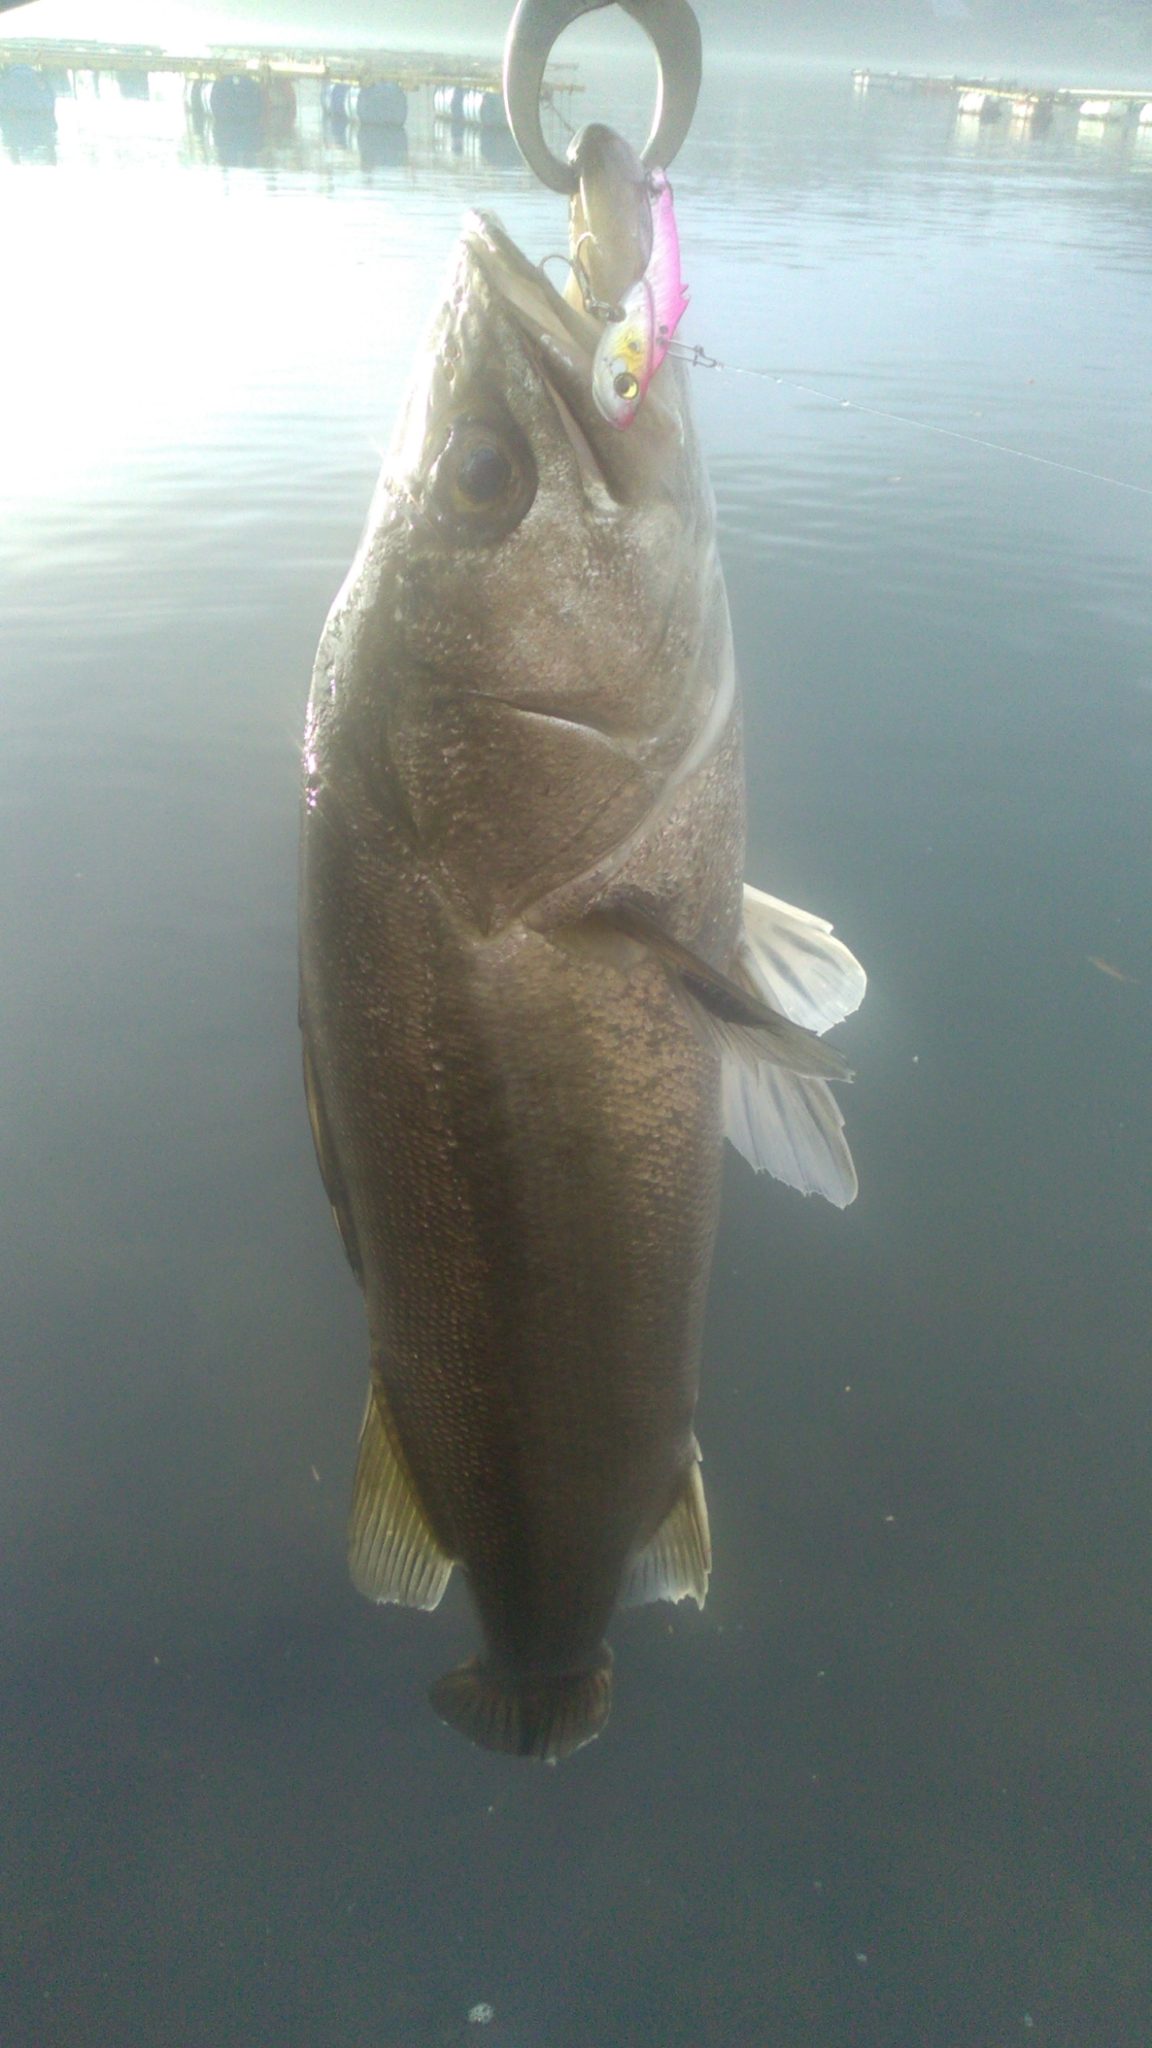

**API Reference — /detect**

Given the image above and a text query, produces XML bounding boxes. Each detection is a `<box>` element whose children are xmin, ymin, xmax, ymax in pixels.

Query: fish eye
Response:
<box><xmin>456</xmin><ymin>444</ymin><xmax>513</xmax><ymax>503</ymax></box>
<box><xmin>428</xmin><ymin>416</ymin><xmax>536</xmax><ymax>543</ymax></box>
<box><xmin>613</xmin><ymin>372</ymin><xmax>640</xmax><ymax>402</ymax></box>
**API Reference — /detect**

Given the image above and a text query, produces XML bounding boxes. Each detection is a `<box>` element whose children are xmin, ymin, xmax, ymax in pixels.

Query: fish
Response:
<box><xmin>298</xmin><ymin>132</ymin><xmax>865</xmax><ymax>1761</ymax></box>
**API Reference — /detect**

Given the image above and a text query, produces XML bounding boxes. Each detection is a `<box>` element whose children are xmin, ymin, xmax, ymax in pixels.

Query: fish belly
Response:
<box><xmin>300</xmin><ymin>782</ymin><xmax>724</xmax><ymax>1679</ymax></box>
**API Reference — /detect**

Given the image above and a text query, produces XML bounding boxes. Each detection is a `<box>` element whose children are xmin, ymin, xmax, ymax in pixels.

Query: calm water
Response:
<box><xmin>2</xmin><ymin>54</ymin><xmax>1151</xmax><ymax>2048</ymax></box>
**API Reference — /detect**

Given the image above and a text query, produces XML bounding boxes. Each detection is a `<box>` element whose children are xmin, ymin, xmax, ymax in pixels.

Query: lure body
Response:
<box><xmin>592</xmin><ymin>171</ymin><xmax>690</xmax><ymax>427</ymax></box>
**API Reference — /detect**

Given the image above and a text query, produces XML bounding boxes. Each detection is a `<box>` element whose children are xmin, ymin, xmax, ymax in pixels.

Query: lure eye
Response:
<box><xmin>429</xmin><ymin>416</ymin><xmax>537</xmax><ymax>542</ymax></box>
<box><xmin>613</xmin><ymin>372</ymin><xmax>640</xmax><ymax>402</ymax></box>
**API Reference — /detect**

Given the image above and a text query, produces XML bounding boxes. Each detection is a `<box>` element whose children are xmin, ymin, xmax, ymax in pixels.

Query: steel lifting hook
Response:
<box><xmin>502</xmin><ymin>0</ymin><xmax>702</xmax><ymax>193</ymax></box>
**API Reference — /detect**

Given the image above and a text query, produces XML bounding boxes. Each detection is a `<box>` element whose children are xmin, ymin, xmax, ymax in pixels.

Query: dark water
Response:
<box><xmin>2</xmin><ymin>57</ymin><xmax>1151</xmax><ymax>2048</ymax></box>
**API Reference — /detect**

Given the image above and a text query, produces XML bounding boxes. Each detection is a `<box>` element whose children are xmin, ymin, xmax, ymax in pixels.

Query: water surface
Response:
<box><xmin>2</xmin><ymin>58</ymin><xmax>1150</xmax><ymax>2048</ymax></box>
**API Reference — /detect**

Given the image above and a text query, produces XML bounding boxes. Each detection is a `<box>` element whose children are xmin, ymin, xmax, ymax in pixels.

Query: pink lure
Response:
<box><xmin>592</xmin><ymin>171</ymin><xmax>690</xmax><ymax>429</ymax></box>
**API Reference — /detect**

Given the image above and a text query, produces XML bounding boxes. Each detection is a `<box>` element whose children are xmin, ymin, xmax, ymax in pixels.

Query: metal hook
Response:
<box><xmin>503</xmin><ymin>0</ymin><xmax>702</xmax><ymax>194</ymax></box>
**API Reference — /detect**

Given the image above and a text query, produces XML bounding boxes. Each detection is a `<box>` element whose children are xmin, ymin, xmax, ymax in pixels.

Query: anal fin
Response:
<box><xmin>348</xmin><ymin>1385</ymin><xmax>453</xmax><ymax>1610</ymax></box>
<box><xmin>622</xmin><ymin>1453</ymin><xmax>711</xmax><ymax>1609</ymax></box>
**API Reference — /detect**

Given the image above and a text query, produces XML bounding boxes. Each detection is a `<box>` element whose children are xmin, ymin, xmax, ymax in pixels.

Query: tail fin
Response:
<box><xmin>429</xmin><ymin>1649</ymin><xmax>613</xmax><ymax>1762</ymax></box>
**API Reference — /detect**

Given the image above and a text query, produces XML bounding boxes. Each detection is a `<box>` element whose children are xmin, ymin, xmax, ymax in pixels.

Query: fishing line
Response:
<box><xmin>539</xmin><ymin>226</ymin><xmax>1149</xmax><ymax>504</ymax></box>
<box><xmin>668</xmin><ymin>341</ymin><xmax>1152</xmax><ymax>502</ymax></box>
<box><xmin>546</xmin><ymin>252</ymin><xmax>1150</xmax><ymax>501</ymax></box>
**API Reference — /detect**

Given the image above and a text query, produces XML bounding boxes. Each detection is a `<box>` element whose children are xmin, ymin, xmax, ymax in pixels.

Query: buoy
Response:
<box><xmin>0</xmin><ymin>63</ymin><xmax>55</xmax><ymax>114</ymax></box>
<box><xmin>351</xmin><ymin>80</ymin><xmax>407</xmax><ymax>128</ymax></box>
<box><xmin>210</xmin><ymin>74</ymin><xmax>263</xmax><ymax>124</ymax></box>
<box><xmin>325</xmin><ymin>78</ymin><xmax>406</xmax><ymax>127</ymax></box>
<box><xmin>460</xmin><ymin>87</ymin><xmax>509</xmax><ymax>132</ymax></box>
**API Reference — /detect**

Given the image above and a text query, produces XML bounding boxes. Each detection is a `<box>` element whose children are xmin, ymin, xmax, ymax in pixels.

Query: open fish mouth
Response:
<box><xmin>458</xmin><ymin>211</ymin><xmax>594</xmax><ymax>358</ymax></box>
<box><xmin>439</xmin><ymin>212</ymin><xmax>640</xmax><ymax>499</ymax></box>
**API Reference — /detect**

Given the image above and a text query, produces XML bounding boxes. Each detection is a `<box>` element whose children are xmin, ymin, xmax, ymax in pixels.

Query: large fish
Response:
<box><xmin>298</xmin><ymin>131</ymin><xmax>864</xmax><ymax>1760</ymax></box>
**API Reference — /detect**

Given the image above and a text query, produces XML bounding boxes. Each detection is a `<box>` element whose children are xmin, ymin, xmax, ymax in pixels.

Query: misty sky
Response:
<box><xmin>2</xmin><ymin>0</ymin><xmax>1148</xmax><ymax>77</ymax></box>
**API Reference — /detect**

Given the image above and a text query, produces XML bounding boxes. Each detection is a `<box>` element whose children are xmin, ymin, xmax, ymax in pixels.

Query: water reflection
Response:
<box><xmin>0</xmin><ymin>59</ymin><xmax>56</xmax><ymax>158</ymax></box>
<box><xmin>1</xmin><ymin>105</ymin><xmax>56</xmax><ymax>161</ymax></box>
<box><xmin>319</xmin><ymin>110</ymin><xmax>406</xmax><ymax>172</ymax></box>
<box><xmin>432</xmin><ymin>115</ymin><xmax>523</xmax><ymax>170</ymax></box>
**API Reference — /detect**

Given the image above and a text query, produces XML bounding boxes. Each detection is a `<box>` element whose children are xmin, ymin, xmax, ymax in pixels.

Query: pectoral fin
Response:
<box><xmin>739</xmin><ymin>884</ymin><xmax>867</xmax><ymax>1031</ymax></box>
<box><xmin>348</xmin><ymin>1385</ymin><xmax>453</xmax><ymax>1610</ymax></box>
<box><xmin>722</xmin><ymin>884</ymin><xmax>865</xmax><ymax>1206</ymax></box>
<box><xmin>622</xmin><ymin>1452</ymin><xmax>711</xmax><ymax>1608</ymax></box>
<box><xmin>596</xmin><ymin>902</ymin><xmax>851</xmax><ymax>1082</ymax></box>
<box><xmin>597</xmin><ymin>891</ymin><xmax>863</xmax><ymax>1207</ymax></box>
<box><xmin>722</xmin><ymin>1060</ymin><xmax>859</xmax><ymax>1207</ymax></box>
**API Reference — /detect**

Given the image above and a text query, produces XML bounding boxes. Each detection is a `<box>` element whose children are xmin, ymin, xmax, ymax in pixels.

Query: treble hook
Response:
<box><xmin>502</xmin><ymin>0</ymin><xmax>702</xmax><ymax>194</ymax></box>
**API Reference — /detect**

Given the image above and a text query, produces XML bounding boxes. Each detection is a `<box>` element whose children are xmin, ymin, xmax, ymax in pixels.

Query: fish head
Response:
<box><xmin>385</xmin><ymin>212</ymin><xmax>711</xmax><ymax>722</ymax></box>
<box><xmin>324</xmin><ymin>211</ymin><xmax>729</xmax><ymax>930</ymax></box>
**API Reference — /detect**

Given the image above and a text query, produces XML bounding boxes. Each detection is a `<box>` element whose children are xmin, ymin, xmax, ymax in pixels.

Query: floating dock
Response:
<box><xmin>0</xmin><ymin>37</ymin><xmax>578</xmax><ymax>117</ymax></box>
<box><xmin>852</xmin><ymin>69</ymin><xmax>1152</xmax><ymax>124</ymax></box>
<box><xmin>0</xmin><ymin>36</ymin><xmax>581</xmax><ymax>153</ymax></box>
<box><xmin>0</xmin><ymin>36</ymin><xmax>579</xmax><ymax>106</ymax></box>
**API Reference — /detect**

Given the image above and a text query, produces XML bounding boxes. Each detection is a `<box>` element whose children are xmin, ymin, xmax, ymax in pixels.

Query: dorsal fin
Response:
<box><xmin>622</xmin><ymin>1453</ymin><xmax>711</xmax><ymax>1609</ymax></box>
<box><xmin>348</xmin><ymin>1386</ymin><xmax>453</xmax><ymax>1610</ymax></box>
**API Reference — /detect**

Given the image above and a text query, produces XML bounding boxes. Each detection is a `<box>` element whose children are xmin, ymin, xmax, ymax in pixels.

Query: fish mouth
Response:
<box><xmin>449</xmin><ymin>212</ymin><xmax>635</xmax><ymax>497</ymax></box>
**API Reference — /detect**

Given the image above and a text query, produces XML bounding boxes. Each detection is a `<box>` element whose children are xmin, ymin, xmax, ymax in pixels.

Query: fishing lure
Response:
<box><xmin>591</xmin><ymin>170</ymin><xmax>689</xmax><ymax>428</ymax></box>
